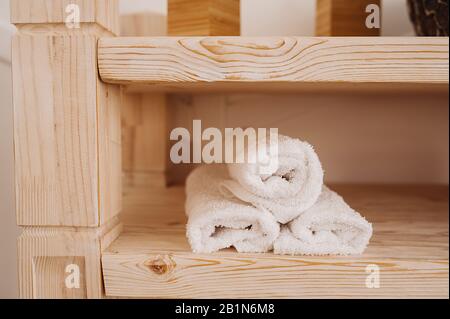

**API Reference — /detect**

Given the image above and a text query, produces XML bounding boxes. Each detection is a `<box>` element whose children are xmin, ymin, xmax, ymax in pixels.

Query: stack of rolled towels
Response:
<box><xmin>185</xmin><ymin>135</ymin><xmax>373</xmax><ymax>255</ymax></box>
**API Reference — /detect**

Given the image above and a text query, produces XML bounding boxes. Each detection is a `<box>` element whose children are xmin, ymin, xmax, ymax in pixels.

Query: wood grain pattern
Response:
<box><xmin>10</xmin><ymin>0</ymin><xmax>120</xmax><ymax>35</ymax></box>
<box><xmin>13</xmin><ymin>34</ymin><xmax>99</xmax><ymax>226</ymax></box>
<box><xmin>316</xmin><ymin>0</ymin><xmax>381</xmax><ymax>36</ymax></box>
<box><xmin>98</xmin><ymin>37</ymin><xmax>449</xmax><ymax>91</ymax></box>
<box><xmin>168</xmin><ymin>0</ymin><xmax>240</xmax><ymax>36</ymax></box>
<box><xmin>19</xmin><ymin>217</ymin><xmax>121</xmax><ymax>299</ymax></box>
<box><xmin>97</xmin><ymin>80</ymin><xmax>122</xmax><ymax>224</ymax></box>
<box><xmin>12</xmin><ymin>33</ymin><xmax>123</xmax><ymax>226</ymax></box>
<box><xmin>12</xmin><ymin>2</ymin><xmax>122</xmax><ymax>227</ymax></box>
<box><xmin>102</xmin><ymin>184</ymin><xmax>449</xmax><ymax>298</ymax></box>
<box><xmin>12</xmin><ymin>0</ymin><xmax>122</xmax><ymax>299</ymax></box>
<box><xmin>32</xmin><ymin>256</ymin><xmax>87</xmax><ymax>299</ymax></box>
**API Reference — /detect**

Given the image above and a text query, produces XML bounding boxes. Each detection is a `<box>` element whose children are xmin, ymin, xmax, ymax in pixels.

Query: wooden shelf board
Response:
<box><xmin>102</xmin><ymin>184</ymin><xmax>449</xmax><ymax>298</ymax></box>
<box><xmin>98</xmin><ymin>36</ymin><xmax>449</xmax><ymax>92</ymax></box>
<box><xmin>121</xmin><ymin>82</ymin><xmax>449</xmax><ymax>94</ymax></box>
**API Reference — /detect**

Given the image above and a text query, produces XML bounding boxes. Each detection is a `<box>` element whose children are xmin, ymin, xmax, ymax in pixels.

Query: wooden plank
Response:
<box><xmin>19</xmin><ymin>217</ymin><xmax>121</xmax><ymax>299</ymax></box>
<box><xmin>97</xmin><ymin>81</ymin><xmax>122</xmax><ymax>224</ymax></box>
<box><xmin>12</xmin><ymin>32</ymin><xmax>123</xmax><ymax>226</ymax></box>
<box><xmin>12</xmin><ymin>0</ymin><xmax>122</xmax><ymax>299</ymax></box>
<box><xmin>209</xmin><ymin>0</ymin><xmax>241</xmax><ymax>36</ymax></box>
<box><xmin>10</xmin><ymin>0</ymin><xmax>119</xmax><ymax>35</ymax></box>
<box><xmin>12</xmin><ymin>2</ymin><xmax>123</xmax><ymax>227</ymax></box>
<box><xmin>13</xmin><ymin>34</ymin><xmax>99</xmax><ymax>226</ymax></box>
<box><xmin>102</xmin><ymin>185</ymin><xmax>449</xmax><ymax>298</ymax></box>
<box><xmin>32</xmin><ymin>256</ymin><xmax>87</xmax><ymax>299</ymax></box>
<box><xmin>123</xmin><ymin>82</ymin><xmax>449</xmax><ymax>94</ymax></box>
<box><xmin>168</xmin><ymin>0</ymin><xmax>240</xmax><ymax>36</ymax></box>
<box><xmin>316</xmin><ymin>0</ymin><xmax>381</xmax><ymax>36</ymax></box>
<box><xmin>98</xmin><ymin>37</ymin><xmax>449</xmax><ymax>90</ymax></box>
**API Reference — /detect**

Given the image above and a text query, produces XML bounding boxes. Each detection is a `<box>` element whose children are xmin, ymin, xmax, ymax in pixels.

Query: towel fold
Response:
<box><xmin>274</xmin><ymin>186</ymin><xmax>373</xmax><ymax>255</ymax></box>
<box><xmin>221</xmin><ymin>135</ymin><xmax>324</xmax><ymax>224</ymax></box>
<box><xmin>186</xmin><ymin>165</ymin><xmax>280</xmax><ymax>253</ymax></box>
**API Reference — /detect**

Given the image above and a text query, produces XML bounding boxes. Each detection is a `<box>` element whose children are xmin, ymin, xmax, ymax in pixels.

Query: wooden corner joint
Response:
<box><xmin>18</xmin><ymin>217</ymin><xmax>122</xmax><ymax>299</ymax></box>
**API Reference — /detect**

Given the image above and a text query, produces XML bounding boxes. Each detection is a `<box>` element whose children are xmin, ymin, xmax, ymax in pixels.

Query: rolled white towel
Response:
<box><xmin>221</xmin><ymin>135</ymin><xmax>324</xmax><ymax>224</ymax></box>
<box><xmin>186</xmin><ymin>165</ymin><xmax>280</xmax><ymax>253</ymax></box>
<box><xmin>274</xmin><ymin>186</ymin><xmax>373</xmax><ymax>255</ymax></box>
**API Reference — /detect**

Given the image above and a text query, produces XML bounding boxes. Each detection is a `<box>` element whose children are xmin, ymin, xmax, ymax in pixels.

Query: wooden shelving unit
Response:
<box><xmin>102</xmin><ymin>184</ymin><xmax>449</xmax><ymax>298</ymax></box>
<box><xmin>98</xmin><ymin>36</ymin><xmax>449</xmax><ymax>92</ymax></box>
<box><xmin>98</xmin><ymin>36</ymin><xmax>449</xmax><ymax>299</ymax></box>
<box><xmin>11</xmin><ymin>0</ymin><xmax>449</xmax><ymax>299</ymax></box>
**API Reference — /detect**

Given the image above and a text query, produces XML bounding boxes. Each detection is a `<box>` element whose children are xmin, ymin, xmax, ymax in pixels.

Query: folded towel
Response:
<box><xmin>221</xmin><ymin>135</ymin><xmax>324</xmax><ymax>224</ymax></box>
<box><xmin>186</xmin><ymin>165</ymin><xmax>280</xmax><ymax>253</ymax></box>
<box><xmin>273</xmin><ymin>186</ymin><xmax>373</xmax><ymax>255</ymax></box>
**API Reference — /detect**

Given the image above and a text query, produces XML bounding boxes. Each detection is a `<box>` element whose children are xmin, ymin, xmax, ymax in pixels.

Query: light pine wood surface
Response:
<box><xmin>97</xmin><ymin>80</ymin><xmax>122</xmax><ymax>225</ymax></box>
<box><xmin>32</xmin><ymin>256</ymin><xmax>88</xmax><ymax>299</ymax></box>
<box><xmin>19</xmin><ymin>217</ymin><xmax>122</xmax><ymax>299</ymax></box>
<box><xmin>13</xmin><ymin>33</ymin><xmax>122</xmax><ymax>227</ymax></box>
<box><xmin>13</xmin><ymin>34</ymin><xmax>99</xmax><ymax>226</ymax></box>
<box><xmin>102</xmin><ymin>184</ymin><xmax>449</xmax><ymax>298</ymax></box>
<box><xmin>12</xmin><ymin>3</ymin><xmax>122</xmax><ymax>228</ymax></box>
<box><xmin>316</xmin><ymin>0</ymin><xmax>381</xmax><ymax>36</ymax></box>
<box><xmin>10</xmin><ymin>0</ymin><xmax>448</xmax><ymax>300</ymax></box>
<box><xmin>120</xmin><ymin>6</ymin><xmax>243</xmax><ymax>189</ymax></box>
<box><xmin>168</xmin><ymin>0</ymin><xmax>240</xmax><ymax>36</ymax></box>
<box><xmin>11</xmin><ymin>0</ymin><xmax>122</xmax><ymax>299</ymax></box>
<box><xmin>10</xmin><ymin>0</ymin><xmax>120</xmax><ymax>35</ymax></box>
<box><xmin>98</xmin><ymin>36</ymin><xmax>449</xmax><ymax>92</ymax></box>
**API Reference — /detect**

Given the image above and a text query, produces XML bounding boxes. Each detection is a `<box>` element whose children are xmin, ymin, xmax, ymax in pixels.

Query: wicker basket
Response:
<box><xmin>407</xmin><ymin>0</ymin><xmax>449</xmax><ymax>36</ymax></box>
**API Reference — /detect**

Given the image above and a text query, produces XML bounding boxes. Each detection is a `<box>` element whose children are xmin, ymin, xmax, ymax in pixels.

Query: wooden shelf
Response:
<box><xmin>102</xmin><ymin>184</ymin><xmax>449</xmax><ymax>298</ymax></box>
<box><xmin>98</xmin><ymin>36</ymin><xmax>449</xmax><ymax>93</ymax></box>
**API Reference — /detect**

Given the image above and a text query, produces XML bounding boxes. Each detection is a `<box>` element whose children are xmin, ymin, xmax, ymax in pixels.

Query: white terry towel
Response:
<box><xmin>186</xmin><ymin>165</ymin><xmax>280</xmax><ymax>254</ymax></box>
<box><xmin>221</xmin><ymin>135</ymin><xmax>324</xmax><ymax>224</ymax></box>
<box><xmin>274</xmin><ymin>186</ymin><xmax>373</xmax><ymax>255</ymax></box>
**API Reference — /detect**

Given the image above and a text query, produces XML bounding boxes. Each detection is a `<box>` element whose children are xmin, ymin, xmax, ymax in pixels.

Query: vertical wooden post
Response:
<box><xmin>120</xmin><ymin>13</ymin><xmax>170</xmax><ymax>188</ymax></box>
<box><xmin>316</xmin><ymin>0</ymin><xmax>381</xmax><ymax>36</ymax></box>
<box><xmin>168</xmin><ymin>0</ymin><xmax>240</xmax><ymax>36</ymax></box>
<box><xmin>11</xmin><ymin>0</ymin><xmax>122</xmax><ymax>298</ymax></box>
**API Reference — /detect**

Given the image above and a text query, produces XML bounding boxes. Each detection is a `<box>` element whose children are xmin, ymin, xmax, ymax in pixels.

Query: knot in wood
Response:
<box><xmin>144</xmin><ymin>255</ymin><xmax>175</xmax><ymax>275</ymax></box>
